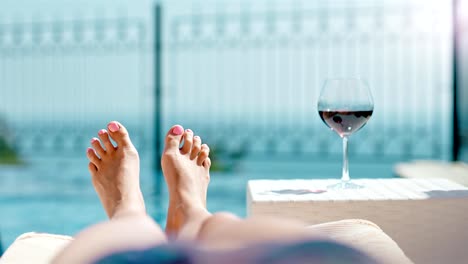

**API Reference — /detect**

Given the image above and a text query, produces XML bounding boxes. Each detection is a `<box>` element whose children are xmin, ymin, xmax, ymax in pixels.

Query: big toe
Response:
<box><xmin>107</xmin><ymin>121</ymin><xmax>133</xmax><ymax>147</ymax></box>
<box><xmin>164</xmin><ymin>125</ymin><xmax>184</xmax><ymax>152</ymax></box>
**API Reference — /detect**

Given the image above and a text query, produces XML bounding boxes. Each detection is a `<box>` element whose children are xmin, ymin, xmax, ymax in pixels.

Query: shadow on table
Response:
<box><xmin>424</xmin><ymin>190</ymin><xmax>468</xmax><ymax>198</ymax></box>
<box><xmin>260</xmin><ymin>189</ymin><xmax>327</xmax><ymax>196</ymax></box>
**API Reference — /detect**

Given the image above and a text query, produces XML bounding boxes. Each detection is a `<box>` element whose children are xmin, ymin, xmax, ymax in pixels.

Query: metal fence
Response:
<box><xmin>0</xmin><ymin>1</ymin><xmax>456</xmax><ymax>166</ymax></box>
<box><xmin>0</xmin><ymin>17</ymin><xmax>153</xmax><ymax>158</ymax></box>
<box><xmin>162</xmin><ymin>1</ymin><xmax>454</xmax><ymax>161</ymax></box>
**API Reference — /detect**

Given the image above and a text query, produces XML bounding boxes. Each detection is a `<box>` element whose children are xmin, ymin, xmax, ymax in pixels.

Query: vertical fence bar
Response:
<box><xmin>0</xmin><ymin>233</ymin><xmax>3</xmax><ymax>256</ymax></box>
<box><xmin>453</xmin><ymin>0</ymin><xmax>460</xmax><ymax>160</ymax></box>
<box><xmin>154</xmin><ymin>4</ymin><xmax>163</xmax><ymax>193</ymax></box>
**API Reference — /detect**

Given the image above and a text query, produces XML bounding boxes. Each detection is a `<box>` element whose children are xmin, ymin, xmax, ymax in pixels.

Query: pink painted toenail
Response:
<box><xmin>90</xmin><ymin>138</ymin><xmax>98</xmax><ymax>144</ymax></box>
<box><xmin>186</xmin><ymin>129</ymin><xmax>192</xmax><ymax>133</ymax></box>
<box><xmin>98</xmin><ymin>129</ymin><xmax>106</xmax><ymax>135</ymax></box>
<box><xmin>108</xmin><ymin>122</ymin><xmax>120</xmax><ymax>132</ymax></box>
<box><xmin>172</xmin><ymin>125</ymin><xmax>184</xmax><ymax>135</ymax></box>
<box><xmin>87</xmin><ymin>148</ymin><xmax>94</xmax><ymax>153</ymax></box>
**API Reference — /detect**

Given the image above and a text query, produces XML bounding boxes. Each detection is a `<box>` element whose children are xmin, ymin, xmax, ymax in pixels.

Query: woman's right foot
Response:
<box><xmin>161</xmin><ymin>125</ymin><xmax>212</xmax><ymax>237</ymax></box>
<box><xmin>86</xmin><ymin>121</ymin><xmax>145</xmax><ymax>219</ymax></box>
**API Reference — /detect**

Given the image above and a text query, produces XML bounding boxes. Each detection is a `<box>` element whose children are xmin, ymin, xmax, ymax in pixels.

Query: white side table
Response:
<box><xmin>247</xmin><ymin>178</ymin><xmax>468</xmax><ymax>264</ymax></box>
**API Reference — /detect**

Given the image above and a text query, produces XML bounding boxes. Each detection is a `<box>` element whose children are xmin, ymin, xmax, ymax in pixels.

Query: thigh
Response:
<box><xmin>197</xmin><ymin>213</ymin><xmax>316</xmax><ymax>250</ymax></box>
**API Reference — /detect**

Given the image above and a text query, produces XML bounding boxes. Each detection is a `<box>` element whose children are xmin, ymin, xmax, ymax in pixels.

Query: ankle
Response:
<box><xmin>170</xmin><ymin>198</ymin><xmax>208</xmax><ymax>218</ymax></box>
<box><xmin>176</xmin><ymin>208</ymin><xmax>212</xmax><ymax>241</ymax></box>
<box><xmin>186</xmin><ymin>205</ymin><xmax>210</xmax><ymax>219</ymax></box>
<box><xmin>111</xmin><ymin>204</ymin><xmax>146</xmax><ymax>220</ymax></box>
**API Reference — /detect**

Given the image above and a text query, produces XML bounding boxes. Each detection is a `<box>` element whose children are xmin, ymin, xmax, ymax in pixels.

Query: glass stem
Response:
<box><xmin>341</xmin><ymin>136</ymin><xmax>350</xmax><ymax>182</ymax></box>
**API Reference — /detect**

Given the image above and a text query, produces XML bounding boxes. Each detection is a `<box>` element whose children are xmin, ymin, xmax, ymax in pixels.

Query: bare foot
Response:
<box><xmin>161</xmin><ymin>125</ymin><xmax>212</xmax><ymax>237</ymax></box>
<box><xmin>87</xmin><ymin>121</ymin><xmax>145</xmax><ymax>219</ymax></box>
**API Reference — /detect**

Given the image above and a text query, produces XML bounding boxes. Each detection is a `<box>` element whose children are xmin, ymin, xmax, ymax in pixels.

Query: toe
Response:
<box><xmin>87</xmin><ymin>148</ymin><xmax>101</xmax><ymax>166</ymax></box>
<box><xmin>197</xmin><ymin>144</ymin><xmax>210</xmax><ymax>166</ymax></box>
<box><xmin>190</xmin><ymin>136</ymin><xmax>201</xmax><ymax>160</ymax></box>
<box><xmin>107</xmin><ymin>121</ymin><xmax>133</xmax><ymax>148</ymax></box>
<box><xmin>90</xmin><ymin>137</ymin><xmax>105</xmax><ymax>157</ymax></box>
<box><xmin>203</xmin><ymin>157</ymin><xmax>211</xmax><ymax>169</ymax></box>
<box><xmin>180</xmin><ymin>129</ymin><xmax>193</xmax><ymax>155</ymax></box>
<box><xmin>164</xmin><ymin>125</ymin><xmax>184</xmax><ymax>153</ymax></box>
<box><xmin>98</xmin><ymin>129</ymin><xmax>115</xmax><ymax>152</ymax></box>
<box><xmin>88</xmin><ymin>162</ymin><xmax>97</xmax><ymax>173</ymax></box>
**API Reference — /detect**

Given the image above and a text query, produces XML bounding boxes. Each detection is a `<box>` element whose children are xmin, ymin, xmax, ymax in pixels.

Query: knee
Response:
<box><xmin>197</xmin><ymin>212</ymin><xmax>240</xmax><ymax>239</ymax></box>
<box><xmin>211</xmin><ymin>212</ymin><xmax>240</xmax><ymax>220</ymax></box>
<box><xmin>201</xmin><ymin>212</ymin><xmax>240</xmax><ymax>229</ymax></box>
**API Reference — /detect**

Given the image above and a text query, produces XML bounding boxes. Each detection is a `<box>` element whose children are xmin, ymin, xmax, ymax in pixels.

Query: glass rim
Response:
<box><xmin>318</xmin><ymin>76</ymin><xmax>374</xmax><ymax>109</ymax></box>
<box><xmin>321</xmin><ymin>76</ymin><xmax>372</xmax><ymax>94</ymax></box>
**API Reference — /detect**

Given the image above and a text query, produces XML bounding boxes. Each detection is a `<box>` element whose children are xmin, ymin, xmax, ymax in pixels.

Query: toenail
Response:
<box><xmin>194</xmin><ymin>136</ymin><xmax>200</xmax><ymax>140</ymax></box>
<box><xmin>186</xmin><ymin>129</ymin><xmax>192</xmax><ymax>133</ymax></box>
<box><xmin>87</xmin><ymin>148</ymin><xmax>94</xmax><ymax>153</ymax></box>
<box><xmin>99</xmin><ymin>129</ymin><xmax>107</xmax><ymax>135</ymax></box>
<box><xmin>108</xmin><ymin>122</ymin><xmax>120</xmax><ymax>132</ymax></box>
<box><xmin>91</xmin><ymin>138</ymin><xmax>98</xmax><ymax>143</ymax></box>
<box><xmin>172</xmin><ymin>125</ymin><xmax>184</xmax><ymax>135</ymax></box>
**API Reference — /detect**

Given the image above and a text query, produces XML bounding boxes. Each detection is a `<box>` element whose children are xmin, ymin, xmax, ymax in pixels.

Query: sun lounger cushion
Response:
<box><xmin>306</xmin><ymin>219</ymin><xmax>413</xmax><ymax>264</ymax></box>
<box><xmin>0</xmin><ymin>219</ymin><xmax>412</xmax><ymax>264</ymax></box>
<box><xmin>0</xmin><ymin>232</ymin><xmax>73</xmax><ymax>264</ymax></box>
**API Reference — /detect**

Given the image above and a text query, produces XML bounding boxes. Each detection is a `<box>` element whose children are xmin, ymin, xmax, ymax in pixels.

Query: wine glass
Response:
<box><xmin>317</xmin><ymin>78</ymin><xmax>374</xmax><ymax>189</ymax></box>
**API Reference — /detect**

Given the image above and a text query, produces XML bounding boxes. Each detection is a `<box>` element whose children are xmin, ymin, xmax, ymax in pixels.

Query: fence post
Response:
<box><xmin>154</xmin><ymin>3</ymin><xmax>163</xmax><ymax>193</ymax></box>
<box><xmin>453</xmin><ymin>0</ymin><xmax>460</xmax><ymax>161</ymax></box>
<box><xmin>0</xmin><ymin>232</ymin><xmax>3</xmax><ymax>256</ymax></box>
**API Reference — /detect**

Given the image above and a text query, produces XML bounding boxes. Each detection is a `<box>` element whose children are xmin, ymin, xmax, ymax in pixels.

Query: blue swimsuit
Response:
<box><xmin>96</xmin><ymin>239</ymin><xmax>378</xmax><ymax>264</ymax></box>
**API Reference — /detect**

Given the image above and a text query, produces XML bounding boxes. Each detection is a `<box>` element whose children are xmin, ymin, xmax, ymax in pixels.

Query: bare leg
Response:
<box><xmin>161</xmin><ymin>125</ymin><xmax>318</xmax><ymax>246</ymax></box>
<box><xmin>53</xmin><ymin>122</ymin><xmax>166</xmax><ymax>264</ymax></box>
<box><xmin>161</xmin><ymin>125</ymin><xmax>212</xmax><ymax>240</ymax></box>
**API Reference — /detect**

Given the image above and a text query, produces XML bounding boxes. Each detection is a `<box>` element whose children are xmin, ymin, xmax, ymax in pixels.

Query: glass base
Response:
<box><xmin>327</xmin><ymin>180</ymin><xmax>364</xmax><ymax>190</ymax></box>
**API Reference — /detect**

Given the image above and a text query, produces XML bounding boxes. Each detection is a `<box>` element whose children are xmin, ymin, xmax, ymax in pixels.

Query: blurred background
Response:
<box><xmin>0</xmin><ymin>0</ymin><xmax>467</xmax><ymax>250</ymax></box>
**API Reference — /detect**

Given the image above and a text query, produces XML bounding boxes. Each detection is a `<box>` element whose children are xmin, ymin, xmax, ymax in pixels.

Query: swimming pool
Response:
<box><xmin>0</xmin><ymin>156</ymin><xmax>397</xmax><ymax>249</ymax></box>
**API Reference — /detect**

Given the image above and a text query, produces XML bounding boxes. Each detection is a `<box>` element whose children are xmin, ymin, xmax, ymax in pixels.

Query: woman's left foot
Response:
<box><xmin>161</xmin><ymin>125</ymin><xmax>212</xmax><ymax>236</ymax></box>
<box><xmin>86</xmin><ymin>121</ymin><xmax>146</xmax><ymax>219</ymax></box>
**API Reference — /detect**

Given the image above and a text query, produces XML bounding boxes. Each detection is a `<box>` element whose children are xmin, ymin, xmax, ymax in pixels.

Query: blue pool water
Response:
<box><xmin>0</xmin><ymin>155</ymin><xmax>397</xmax><ymax>249</ymax></box>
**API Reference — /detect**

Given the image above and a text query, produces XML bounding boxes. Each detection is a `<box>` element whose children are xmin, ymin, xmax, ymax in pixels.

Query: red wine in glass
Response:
<box><xmin>317</xmin><ymin>78</ymin><xmax>374</xmax><ymax>189</ymax></box>
<box><xmin>319</xmin><ymin>110</ymin><xmax>373</xmax><ymax>138</ymax></box>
